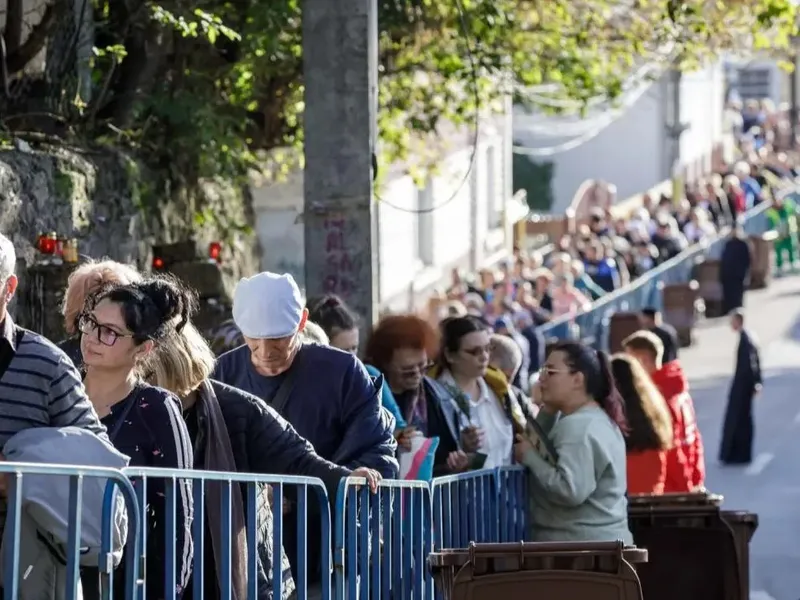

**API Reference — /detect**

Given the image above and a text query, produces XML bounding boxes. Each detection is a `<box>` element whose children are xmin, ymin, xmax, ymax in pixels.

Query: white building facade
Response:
<box><xmin>513</xmin><ymin>62</ymin><xmax>727</xmax><ymax>213</ymax></box>
<box><xmin>251</xmin><ymin>103</ymin><xmax>525</xmax><ymax>313</ymax></box>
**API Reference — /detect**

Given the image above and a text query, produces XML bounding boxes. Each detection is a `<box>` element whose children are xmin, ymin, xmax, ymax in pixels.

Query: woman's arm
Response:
<box><xmin>522</xmin><ymin>438</ymin><xmax>597</xmax><ymax>507</ymax></box>
<box><xmin>148</xmin><ymin>393</ymin><xmax>195</xmax><ymax>597</ymax></box>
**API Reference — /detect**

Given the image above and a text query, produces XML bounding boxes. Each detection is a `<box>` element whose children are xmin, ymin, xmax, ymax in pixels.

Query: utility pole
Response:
<box><xmin>302</xmin><ymin>0</ymin><xmax>379</xmax><ymax>331</ymax></box>
<box><xmin>666</xmin><ymin>65</ymin><xmax>687</xmax><ymax>203</ymax></box>
<box><xmin>791</xmin><ymin>47</ymin><xmax>799</xmax><ymax>149</ymax></box>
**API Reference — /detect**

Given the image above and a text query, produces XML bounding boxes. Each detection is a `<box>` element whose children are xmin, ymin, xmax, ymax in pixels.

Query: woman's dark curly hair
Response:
<box><xmin>84</xmin><ymin>274</ymin><xmax>197</xmax><ymax>344</ymax></box>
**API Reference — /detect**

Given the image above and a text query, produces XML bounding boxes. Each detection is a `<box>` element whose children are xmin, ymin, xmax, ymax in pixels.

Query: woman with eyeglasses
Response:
<box><xmin>79</xmin><ymin>275</ymin><xmax>194</xmax><ymax>599</ymax></box>
<box><xmin>513</xmin><ymin>341</ymin><xmax>632</xmax><ymax>543</ymax></box>
<box><xmin>365</xmin><ymin>314</ymin><xmax>469</xmax><ymax>476</ymax></box>
<box><xmin>432</xmin><ymin>315</ymin><xmax>532</xmax><ymax>471</ymax></box>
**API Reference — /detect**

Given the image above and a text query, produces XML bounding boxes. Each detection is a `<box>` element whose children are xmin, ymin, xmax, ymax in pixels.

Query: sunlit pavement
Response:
<box><xmin>678</xmin><ymin>273</ymin><xmax>800</xmax><ymax>600</ymax></box>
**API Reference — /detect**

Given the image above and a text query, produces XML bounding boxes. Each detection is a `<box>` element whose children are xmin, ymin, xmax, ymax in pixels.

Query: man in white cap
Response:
<box><xmin>213</xmin><ymin>272</ymin><xmax>397</xmax><ymax>596</ymax></box>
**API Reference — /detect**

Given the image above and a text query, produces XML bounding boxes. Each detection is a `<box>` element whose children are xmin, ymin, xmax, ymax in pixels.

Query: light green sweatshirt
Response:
<box><xmin>523</xmin><ymin>405</ymin><xmax>633</xmax><ymax>544</ymax></box>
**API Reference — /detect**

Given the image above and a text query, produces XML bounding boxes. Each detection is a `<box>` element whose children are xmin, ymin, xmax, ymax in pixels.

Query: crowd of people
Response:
<box><xmin>0</xmin><ymin>229</ymin><xmax>721</xmax><ymax>599</ymax></box>
<box><xmin>0</xmin><ymin>96</ymin><xmax>791</xmax><ymax>599</ymax></box>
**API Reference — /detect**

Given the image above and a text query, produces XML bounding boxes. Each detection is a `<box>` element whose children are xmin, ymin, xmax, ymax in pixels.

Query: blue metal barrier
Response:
<box><xmin>538</xmin><ymin>200</ymin><xmax>774</xmax><ymax>348</ymax></box>
<box><xmin>430</xmin><ymin>468</ymin><xmax>498</xmax><ymax>550</ymax></box>
<box><xmin>496</xmin><ymin>466</ymin><xmax>528</xmax><ymax>542</ymax></box>
<box><xmin>0</xmin><ymin>461</ymin><xmax>141</xmax><ymax>600</ymax></box>
<box><xmin>123</xmin><ymin>467</ymin><xmax>331</xmax><ymax>600</ymax></box>
<box><xmin>334</xmin><ymin>477</ymin><xmax>433</xmax><ymax>600</ymax></box>
<box><xmin>0</xmin><ymin>464</ymin><xmax>525</xmax><ymax>600</ymax></box>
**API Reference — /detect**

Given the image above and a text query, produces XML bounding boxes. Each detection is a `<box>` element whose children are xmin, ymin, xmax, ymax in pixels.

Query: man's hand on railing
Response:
<box><xmin>351</xmin><ymin>467</ymin><xmax>381</xmax><ymax>493</ymax></box>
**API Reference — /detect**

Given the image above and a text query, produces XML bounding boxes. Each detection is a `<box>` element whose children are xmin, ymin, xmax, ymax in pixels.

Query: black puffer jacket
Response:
<box><xmin>187</xmin><ymin>380</ymin><xmax>350</xmax><ymax>600</ymax></box>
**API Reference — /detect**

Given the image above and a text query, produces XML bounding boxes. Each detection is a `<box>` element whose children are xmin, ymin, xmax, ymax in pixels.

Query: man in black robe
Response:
<box><xmin>719</xmin><ymin>223</ymin><xmax>752</xmax><ymax>314</ymax></box>
<box><xmin>719</xmin><ymin>310</ymin><xmax>762</xmax><ymax>465</ymax></box>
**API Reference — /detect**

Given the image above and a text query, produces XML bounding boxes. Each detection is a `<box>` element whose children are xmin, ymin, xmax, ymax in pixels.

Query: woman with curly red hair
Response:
<box><xmin>365</xmin><ymin>314</ymin><xmax>469</xmax><ymax>475</ymax></box>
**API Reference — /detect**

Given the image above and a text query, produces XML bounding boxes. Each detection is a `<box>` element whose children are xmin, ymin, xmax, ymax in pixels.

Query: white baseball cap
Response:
<box><xmin>232</xmin><ymin>272</ymin><xmax>304</xmax><ymax>339</ymax></box>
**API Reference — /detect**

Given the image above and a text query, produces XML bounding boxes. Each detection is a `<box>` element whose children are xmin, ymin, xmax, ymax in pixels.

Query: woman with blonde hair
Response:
<box><xmin>60</xmin><ymin>259</ymin><xmax>142</xmax><ymax>365</ymax></box>
<box><xmin>610</xmin><ymin>354</ymin><xmax>673</xmax><ymax>494</ymax></box>
<box><xmin>151</xmin><ymin>320</ymin><xmax>378</xmax><ymax>600</ymax></box>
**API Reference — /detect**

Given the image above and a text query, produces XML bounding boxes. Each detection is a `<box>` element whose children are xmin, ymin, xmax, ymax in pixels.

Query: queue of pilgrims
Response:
<box><xmin>0</xmin><ymin>230</ymin><xmax>706</xmax><ymax>599</ymax></box>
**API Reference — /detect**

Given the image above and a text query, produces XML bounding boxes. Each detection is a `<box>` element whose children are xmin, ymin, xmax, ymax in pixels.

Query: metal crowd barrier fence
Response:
<box><xmin>334</xmin><ymin>477</ymin><xmax>433</xmax><ymax>600</ymax></box>
<box><xmin>0</xmin><ymin>464</ymin><xmax>533</xmax><ymax>600</ymax></box>
<box><xmin>430</xmin><ymin>469</ymin><xmax>498</xmax><ymax>550</ymax></box>
<box><xmin>496</xmin><ymin>466</ymin><xmax>528</xmax><ymax>542</ymax></box>
<box><xmin>0</xmin><ymin>461</ymin><xmax>141</xmax><ymax>600</ymax></box>
<box><xmin>538</xmin><ymin>198</ymin><xmax>775</xmax><ymax>349</ymax></box>
<box><xmin>122</xmin><ymin>467</ymin><xmax>332</xmax><ymax>600</ymax></box>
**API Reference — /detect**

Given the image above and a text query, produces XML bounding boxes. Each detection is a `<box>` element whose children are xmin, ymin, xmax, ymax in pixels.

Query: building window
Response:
<box><xmin>486</xmin><ymin>145</ymin><xmax>502</xmax><ymax>229</ymax></box>
<box><xmin>737</xmin><ymin>67</ymin><xmax>771</xmax><ymax>101</ymax></box>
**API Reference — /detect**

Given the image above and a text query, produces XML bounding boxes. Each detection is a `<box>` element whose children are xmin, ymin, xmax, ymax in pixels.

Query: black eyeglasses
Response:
<box><xmin>78</xmin><ymin>314</ymin><xmax>134</xmax><ymax>347</ymax></box>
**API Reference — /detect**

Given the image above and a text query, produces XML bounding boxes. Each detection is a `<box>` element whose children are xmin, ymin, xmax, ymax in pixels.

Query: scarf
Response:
<box><xmin>197</xmin><ymin>380</ymin><xmax>248</xmax><ymax>600</ymax></box>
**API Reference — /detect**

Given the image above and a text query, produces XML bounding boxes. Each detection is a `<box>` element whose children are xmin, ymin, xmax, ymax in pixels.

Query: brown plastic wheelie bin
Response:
<box><xmin>628</xmin><ymin>493</ymin><xmax>758</xmax><ymax>600</ymax></box>
<box><xmin>607</xmin><ymin>312</ymin><xmax>642</xmax><ymax>354</ymax></box>
<box><xmin>429</xmin><ymin>541</ymin><xmax>648</xmax><ymax>600</ymax></box>
<box><xmin>661</xmin><ymin>280</ymin><xmax>700</xmax><ymax>347</ymax></box>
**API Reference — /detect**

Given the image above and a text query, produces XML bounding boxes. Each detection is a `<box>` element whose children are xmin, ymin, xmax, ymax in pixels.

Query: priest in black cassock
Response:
<box><xmin>719</xmin><ymin>222</ymin><xmax>752</xmax><ymax>314</ymax></box>
<box><xmin>719</xmin><ymin>310</ymin><xmax>762</xmax><ymax>465</ymax></box>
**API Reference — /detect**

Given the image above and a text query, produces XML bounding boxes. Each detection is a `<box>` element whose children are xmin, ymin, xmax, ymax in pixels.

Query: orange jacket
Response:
<box><xmin>650</xmin><ymin>361</ymin><xmax>705</xmax><ymax>492</ymax></box>
<box><xmin>627</xmin><ymin>449</ymin><xmax>667</xmax><ymax>494</ymax></box>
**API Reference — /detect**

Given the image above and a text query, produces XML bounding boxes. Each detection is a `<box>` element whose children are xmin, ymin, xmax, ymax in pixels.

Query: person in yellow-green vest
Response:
<box><xmin>766</xmin><ymin>195</ymin><xmax>798</xmax><ymax>272</ymax></box>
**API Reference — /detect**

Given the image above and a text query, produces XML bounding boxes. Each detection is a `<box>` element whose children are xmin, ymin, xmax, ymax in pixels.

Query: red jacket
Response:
<box><xmin>650</xmin><ymin>361</ymin><xmax>706</xmax><ymax>492</ymax></box>
<box><xmin>627</xmin><ymin>449</ymin><xmax>667</xmax><ymax>494</ymax></box>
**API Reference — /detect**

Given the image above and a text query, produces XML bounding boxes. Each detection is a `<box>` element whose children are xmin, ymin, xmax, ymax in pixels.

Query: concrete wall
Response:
<box><xmin>251</xmin><ymin>111</ymin><xmax>515</xmax><ymax>313</ymax></box>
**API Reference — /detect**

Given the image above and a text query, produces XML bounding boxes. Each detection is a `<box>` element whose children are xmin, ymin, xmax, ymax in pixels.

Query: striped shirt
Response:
<box><xmin>0</xmin><ymin>317</ymin><xmax>107</xmax><ymax>446</ymax></box>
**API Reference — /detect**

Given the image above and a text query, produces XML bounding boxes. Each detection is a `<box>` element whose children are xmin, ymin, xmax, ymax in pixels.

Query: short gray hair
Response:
<box><xmin>489</xmin><ymin>334</ymin><xmax>523</xmax><ymax>381</ymax></box>
<box><xmin>301</xmin><ymin>320</ymin><xmax>329</xmax><ymax>345</ymax></box>
<box><xmin>0</xmin><ymin>234</ymin><xmax>16</xmax><ymax>282</ymax></box>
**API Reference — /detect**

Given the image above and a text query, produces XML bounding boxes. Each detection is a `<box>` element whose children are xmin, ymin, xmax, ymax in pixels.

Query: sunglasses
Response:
<box><xmin>396</xmin><ymin>361</ymin><xmax>434</xmax><ymax>377</ymax></box>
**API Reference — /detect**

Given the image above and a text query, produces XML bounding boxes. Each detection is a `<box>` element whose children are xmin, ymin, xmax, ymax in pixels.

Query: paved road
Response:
<box><xmin>678</xmin><ymin>273</ymin><xmax>800</xmax><ymax>600</ymax></box>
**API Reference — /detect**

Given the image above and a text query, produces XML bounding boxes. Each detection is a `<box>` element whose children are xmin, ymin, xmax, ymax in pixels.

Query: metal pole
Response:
<box><xmin>302</xmin><ymin>0</ymin><xmax>378</xmax><ymax>331</ymax></box>
<box><xmin>791</xmin><ymin>51</ymin><xmax>799</xmax><ymax>149</ymax></box>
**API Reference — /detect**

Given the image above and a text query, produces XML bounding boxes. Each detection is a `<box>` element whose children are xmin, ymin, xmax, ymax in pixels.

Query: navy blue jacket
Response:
<box><xmin>213</xmin><ymin>343</ymin><xmax>398</xmax><ymax>478</ymax></box>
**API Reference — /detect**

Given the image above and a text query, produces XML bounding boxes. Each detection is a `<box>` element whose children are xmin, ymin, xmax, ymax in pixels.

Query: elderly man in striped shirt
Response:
<box><xmin>0</xmin><ymin>233</ymin><xmax>106</xmax><ymax>442</ymax></box>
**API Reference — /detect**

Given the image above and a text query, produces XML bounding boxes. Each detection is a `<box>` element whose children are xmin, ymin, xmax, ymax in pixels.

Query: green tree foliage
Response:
<box><xmin>1</xmin><ymin>0</ymin><xmax>797</xmax><ymax>189</ymax></box>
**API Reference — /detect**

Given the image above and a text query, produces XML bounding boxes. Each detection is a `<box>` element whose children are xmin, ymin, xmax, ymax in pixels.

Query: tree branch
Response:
<box><xmin>4</xmin><ymin>0</ymin><xmax>24</xmax><ymax>53</ymax></box>
<box><xmin>6</xmin><ymin>0</ymin><xmax>65</xmax><ymax>74</ymax></box>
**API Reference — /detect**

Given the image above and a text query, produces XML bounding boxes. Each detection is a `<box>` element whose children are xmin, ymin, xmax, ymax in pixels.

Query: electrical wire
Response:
<box><xmin>513</xmin><ymin>66</ymin><xmax>662</xmax><ymax>139</ymax></box>
<box><xmin>517</xmin><ymin>62</ymin><xmax>658</xmax><ymax>113</ymax></box>
<box><xmin>512</xmin><ymin>60</ymin><xmax>672</xmax><ymax>157</ymax></box>
<box><xmin>511</xmin><ymin>80</ymin><xmax>657</xmax><ymax>157</ymax></box>
<box><xmin>372</xmin><ymin>0</ymin><xmax>480</xmax><ymax>214</ymax></box>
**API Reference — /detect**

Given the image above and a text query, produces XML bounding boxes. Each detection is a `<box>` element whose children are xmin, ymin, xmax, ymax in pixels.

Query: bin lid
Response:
<box><xmin>628</xmin><ymin>491</ymin><xmax>723</xmax><ymax>509</ymax></box>
<box><xmin>721</xmin><ymin>510</ymin><xmax>759</xmax><ymax>525</ymax></box>
<box><xmin>428</xmin><ymin>542</ymin><xmax>648</xmax><ymax>568</ymax></box>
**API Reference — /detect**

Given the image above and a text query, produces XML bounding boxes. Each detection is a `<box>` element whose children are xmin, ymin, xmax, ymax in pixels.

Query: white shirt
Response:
<box><xmin>439</xmin><ymin>372</ymin><xmax>514</xmax><ymax>468</ymax></box>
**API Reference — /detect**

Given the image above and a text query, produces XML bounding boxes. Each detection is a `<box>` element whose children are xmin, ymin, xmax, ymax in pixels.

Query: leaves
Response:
<box><xmin>74</xmin><ymin>0</ymin><xmax>796</xmax><ymax>188</ymax></box>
